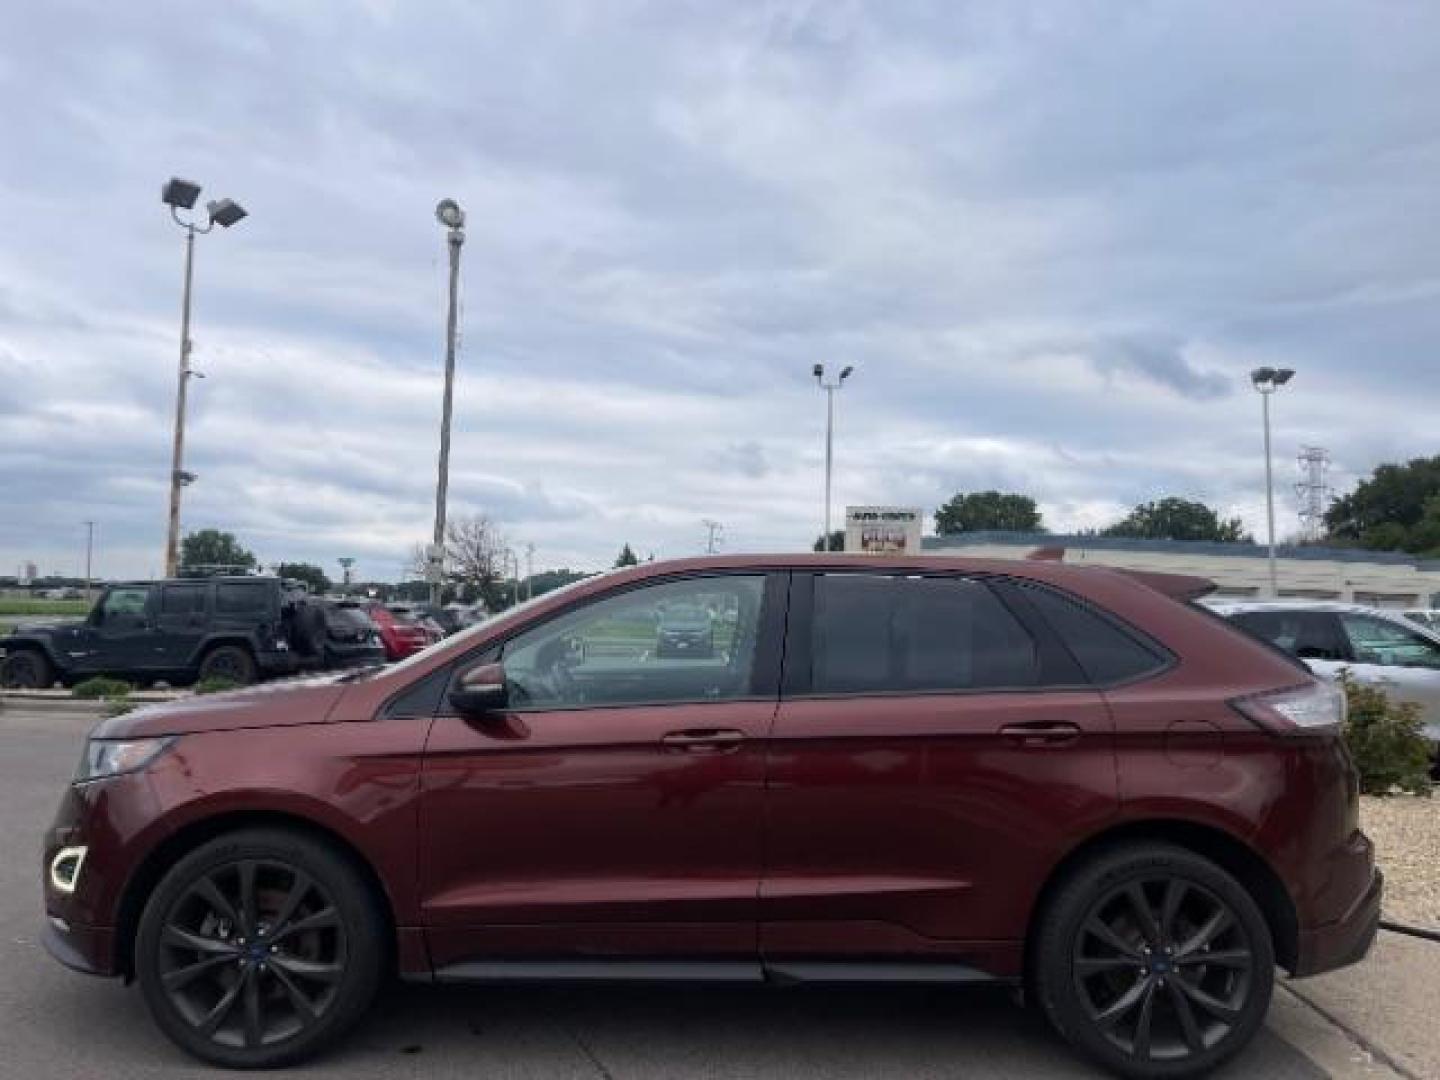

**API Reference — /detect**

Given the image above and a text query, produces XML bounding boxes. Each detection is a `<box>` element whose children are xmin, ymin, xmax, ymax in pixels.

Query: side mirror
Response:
<box><xmin>449</xmin><ymin>661</ymin><xmax>509</xmax><ymax>715</ymax></box>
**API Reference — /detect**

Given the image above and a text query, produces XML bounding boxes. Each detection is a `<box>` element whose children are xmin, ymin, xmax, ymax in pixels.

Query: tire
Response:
<box><xmin>134</xmin><ymin>828</ymin><xmax>385</xmax><ymax>1068</ymax></box>
<box><xmin>1</xmin><ymin>648</ymin><xmax>54</xmax><ymax>689</ymax></box>
<box><xmin>197</xmin><ymin>645</ymin><xmax>258</xmax><ymax>686</ymax></box>
<box><xmin>1032</xmin><ymin>842</ymin><xmax>1274</xmax><ymax>1080</ymax></box>
<box><xmin>288</xmin><ymin>603</ymin><xmax>328</xmax><ymax>660</ymax></box>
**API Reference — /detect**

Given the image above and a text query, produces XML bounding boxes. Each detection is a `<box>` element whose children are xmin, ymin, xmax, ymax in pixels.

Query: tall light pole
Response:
<box><xmin>812</xmin><ymin>364</ymin><xmax>854</xmax><ymax>551</ymax></box>
<box><xmin>82</xmin><ymin>521</ymin><xmax>96</xmax><ymax>603</ymax></box>
<box><xmin>1250</xmin><ymin>366</ymin><xmax>1295</xmax><ymax>597</ymax></box>
<box><xmin>430</xmin><ymin>198</ymin><xmax>466</xmax><ymax>606</ymax></box>
<box><xmin>160</xmin><ymin>177</ymin><xmax>247</xmax><ymax>577</ymax></box>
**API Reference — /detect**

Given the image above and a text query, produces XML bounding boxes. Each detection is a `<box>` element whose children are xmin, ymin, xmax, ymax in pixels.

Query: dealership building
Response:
<box><xmin>917</xmin><ymin>531</ymin><xmax>1440</xmax><ymax>609</ymax></box>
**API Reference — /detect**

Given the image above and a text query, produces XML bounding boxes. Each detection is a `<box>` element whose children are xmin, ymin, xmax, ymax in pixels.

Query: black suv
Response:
<box><xmin>0</xmin><ymin>576</ymin><xmax>326</xmax><ymax>689</ymax></box>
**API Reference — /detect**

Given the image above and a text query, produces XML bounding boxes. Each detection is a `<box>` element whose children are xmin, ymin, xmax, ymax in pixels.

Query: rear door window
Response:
<box><xmin>810</xmin><ymin>574</ymin><xmax>1038</xmax><ymax>694</ymax></box>
<box><xmin>160</xmin><ymin>583</ymin><xmax>207</xmax><ymax>616</ymax></box>
<box><xmin>1339</xmin><ymin>614</ymin><xmax>1440</xmax><ymax>670</ymax></box>
<box><xmin>215</xmin><ymin>582</ymin><xmax>270</xmax><ymax>615</ymax></box>
<box><xmin>1230</xmin><ymin>610</ymin><xmax>1348</xmax><ymax>661</ymax></box>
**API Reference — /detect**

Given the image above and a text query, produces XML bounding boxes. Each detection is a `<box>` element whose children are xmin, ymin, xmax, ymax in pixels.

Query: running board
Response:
<box><xmin>428</xmin><ymin>959</ymin><xmax>1007</xmax><ymax>986</ymax></box>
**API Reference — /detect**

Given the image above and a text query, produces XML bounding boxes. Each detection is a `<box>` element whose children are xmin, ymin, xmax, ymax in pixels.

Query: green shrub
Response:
<box><xmin>193</xmin><ymin>676</ymin><xmax>242</xmax><ymax>695</ymax></box>
<box><xmin>1339</xmin><ymin>672</ymin><xmax>1433</xmax><ymax>795</ymax></box>
<box><xmin>103</xmin><ymin>702</ymin><xmax>136</xmax><ymax>718</ymax></box>
<box><xmin>71</xmin><ymin>677</ymin><xmax>133</xmax><ymax>701</ymax></box>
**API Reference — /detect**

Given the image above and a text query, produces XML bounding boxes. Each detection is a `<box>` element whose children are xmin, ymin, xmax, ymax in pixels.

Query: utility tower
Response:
<box><xmin>701</xmin><ymin>519</ymin><xmax>724</xmax><ymax>554</ymax></box>
<box><xmin>1295</xmin><ymin>446</ymin><xmax>1331</xmax><ymax>544</ymax></box>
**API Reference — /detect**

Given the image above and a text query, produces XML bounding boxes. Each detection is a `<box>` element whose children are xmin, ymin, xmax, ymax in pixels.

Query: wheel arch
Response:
<box><xmin>2</xmin><ymin>636</ymin><xmax>62</xmax><ymax>669</ymax></box>
<box><xmin>189</xmin><ymin>636</ymin><xmax>260</xmax><ymax>673</ymax></box>
<box><xmin>113</xmin><ymin>808</ymin><xmax>398</xmax><ymax>981</ymax></box>
<box><xmin>1025</xmin><ymin>818</ymin><xmax>1299</xmax><ymax>980</ymax></box>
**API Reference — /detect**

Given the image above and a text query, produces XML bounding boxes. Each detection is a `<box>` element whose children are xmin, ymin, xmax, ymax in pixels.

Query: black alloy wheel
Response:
<box><xmin>197</xmin><ymin>645</ymin><xmax>257</xmax><ymax>685</ymax></box>
<box><xmin>1034</xmin><ymin>844</ymin><xmax>1274</xmax><ymax>1079</ymax></box>
<box><xmin>136</xmin><ymin>830</ymin><xmax>382</xmax><ymax>1067</ymax></box>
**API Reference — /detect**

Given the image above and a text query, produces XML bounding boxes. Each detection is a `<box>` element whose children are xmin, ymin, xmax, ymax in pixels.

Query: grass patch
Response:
<box><xmin>72</xmin><ymin>677</ymin><xmax>133</xmax><ymax>701</ymax></box>
<box><xmin>0</xmin><ymin>599</ymin><xmax>90</xmax><ymax>617</ymax></box>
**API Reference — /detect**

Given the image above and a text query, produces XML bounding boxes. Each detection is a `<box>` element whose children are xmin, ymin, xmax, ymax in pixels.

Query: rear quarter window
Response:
<box><xmin>1011</xmin><ymin>582</ymin><xmax>1170</xmax><ymax>685</ymax></box>
<box><xmin>215</xmin><ymin>582</ymin><xmax>271</xmax><ymax>615</ymax></box>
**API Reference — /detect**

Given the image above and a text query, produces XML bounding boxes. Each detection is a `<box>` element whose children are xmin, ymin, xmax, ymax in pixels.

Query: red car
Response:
<box><xmin>358</xmin><ymin>601</ymin><xmax>434</xmax><ymax>661</ymax></box>
<box><xmin>41</xmin><ymin>555</ymin><xmax>1379</xmax><ymax>1076</ymax></box>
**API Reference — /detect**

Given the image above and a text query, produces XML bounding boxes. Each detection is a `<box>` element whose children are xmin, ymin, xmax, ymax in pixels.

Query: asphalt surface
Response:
<box><xmin>0</xmin><ymin>705</ymin><xmax>1349</xmax><ymax>1078</ymax></box>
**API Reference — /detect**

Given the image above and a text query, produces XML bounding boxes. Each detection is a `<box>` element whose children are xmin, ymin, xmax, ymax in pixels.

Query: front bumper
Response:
<box><xmin>41</xmin><ymin>916</ymin><xmax>116</xmax><ymax>977</ymax></box>
<box><xmin>1293</xmin><ymin>868</ymin><xmax>1383</xmax><ymax>977</ymax></box>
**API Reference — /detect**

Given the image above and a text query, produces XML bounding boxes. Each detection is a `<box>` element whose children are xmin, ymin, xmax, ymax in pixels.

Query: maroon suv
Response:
<box><xmin>42</xmin><ymin>556</ymin><xmax>1380</xmax><ymax>1077</ymax></box>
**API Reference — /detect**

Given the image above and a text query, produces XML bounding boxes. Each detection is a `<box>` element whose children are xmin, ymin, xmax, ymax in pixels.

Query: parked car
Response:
<box><xmin>1210</xmin><ymin>600</ymin><xmax>1440</xmax><ymax>747</ymax></box>
<box><xmin>414</xmin><ymin>602</ymin><xmax>464</xmax><ymax>637</ymax></box>
<box><xmin>356</xmin><ymin>601</ymin><xmax>434</xmax><ymax>661</ymax></box>
<box><xmin>318</xmin><ymin>600</ymin><xmax>387</xmax><ymax>669</ymax></box>
<box><xmin>384</xmin><ymin>602</ymin><xmax>445</xmax><ymax>643</ymax></box>
<box><xmin>42</xmin><ymin>555</ymin><xmax>1378</xmax><ymax>1076</ymax></box>
<box><xmin>654</xmin><ymin>601</ymin><xmax>715</xmax><ymax>658</ymax></box>
<box><xmin>1</xmin><ymin>576</ymin><xmax>321</xmax><ymax>688</ymax></box>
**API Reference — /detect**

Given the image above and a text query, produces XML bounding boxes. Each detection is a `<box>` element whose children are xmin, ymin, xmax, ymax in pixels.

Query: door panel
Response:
<box><xmin>416</xmin><ymin>571</ymin><xmax>785</xmax><ymax>969</ymax></box>
<box><xmin>419</xmin><ymin>700</ymin><xmax>774</xmax><ymax>965</ymax></box>
<box><xmin>760</xmin><ymin>690</ymin><xmax>1114</xmax><ymax>959</ymax></box>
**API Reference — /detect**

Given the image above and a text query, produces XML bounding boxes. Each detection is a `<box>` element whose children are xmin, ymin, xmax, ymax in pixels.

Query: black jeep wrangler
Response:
<box><xmin>0</xmin><ymin>576</ymin><xmax>329</xmax><ymax>689</ymax></box>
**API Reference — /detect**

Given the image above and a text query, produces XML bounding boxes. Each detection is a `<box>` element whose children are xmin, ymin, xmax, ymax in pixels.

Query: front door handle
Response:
<box><xmin>661</xmin><ymin>729</ymin><xmax>746</xmax><ymax>753</ymax></box>
<box><xmin>998</xmin><ymin>721</ymin><xmax>1082</xmax><ymax>747</ymax></box>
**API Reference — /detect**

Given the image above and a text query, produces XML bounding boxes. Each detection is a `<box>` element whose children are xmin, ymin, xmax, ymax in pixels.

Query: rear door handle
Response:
<box><xmin>661</xmin><ymin>729</ymin><xmax>746</xmax><ymax>753</ymax></box>
<box><xmin>998</xmin><ymin>721</ymin><xmax>1082</xmax><ymax>747</ymax></box>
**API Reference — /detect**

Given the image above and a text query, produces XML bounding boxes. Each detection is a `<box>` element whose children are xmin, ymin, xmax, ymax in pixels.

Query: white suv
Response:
<box><xmin>1209</xmin><ymin>600</ymin><xmax>1440</xmax><ymax>748</ymax></box>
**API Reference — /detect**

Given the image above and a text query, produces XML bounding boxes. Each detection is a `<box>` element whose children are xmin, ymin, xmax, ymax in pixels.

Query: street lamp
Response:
<box><xmin>160</xmin><ymin>176</ymin><xmax>247</xmax><ymax>577</ymax></box>
<box><xmin>1250</xmin><ymin>366</ymin><xmax>1295</xmax><ymax>597</ymax></box>
<box><xmin>430</xmin><ymin>198</ymin><xmax>466</xmax><ymax>605</ymax></box>
<box><xmin>813</xmin><ymin>363</ymin><xmax>854</xmax><ymax>551</ymax></box>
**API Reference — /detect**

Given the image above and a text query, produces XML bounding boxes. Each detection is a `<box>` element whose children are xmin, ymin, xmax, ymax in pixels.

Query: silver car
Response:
<box><xmin>1209</xmin><ymin>600</ymin><xmax>1440</xmax><ymax>747</ymax></box>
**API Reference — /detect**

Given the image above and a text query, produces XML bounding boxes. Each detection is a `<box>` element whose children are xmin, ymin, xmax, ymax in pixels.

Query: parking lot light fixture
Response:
<box><xmin>813</xmin><ymin>364</ymin><xmax>855</xmax><ymax>552</ymax></box>
<box><xmin>160</xmin><ymin>176</ymin><xmax>247</xmax><ymax>577</ymax></box>
<box><xmin>430</xmin><ymin>198</ymin><xmax>466</xmax><ymax>606</ymax></box>
<box><xmin>1250</xmin><ymin>366</ymin><xmax>1296</xmax><ymax>597</ymax></box>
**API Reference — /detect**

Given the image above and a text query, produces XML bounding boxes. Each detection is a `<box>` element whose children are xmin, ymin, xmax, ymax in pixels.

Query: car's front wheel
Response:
<box><xmin>135</xmin><ymin>828</ymin><xmax>385</xmax><ymax>1068</ymax></box>
<box><xmin>1032</xmin><ymin>842</ymin><xmax>1274</xmax><ymax>1079</ymax></box>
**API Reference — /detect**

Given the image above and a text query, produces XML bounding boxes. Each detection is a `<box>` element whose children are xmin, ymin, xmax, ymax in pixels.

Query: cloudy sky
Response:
<box><xmin>2</xmin><ymin>1</ymin><xmax>1438</xmax><ymax>581</ymax></box>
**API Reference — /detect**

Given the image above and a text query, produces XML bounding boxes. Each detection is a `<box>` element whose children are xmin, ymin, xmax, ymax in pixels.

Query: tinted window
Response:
<box><xmin>811</xmin><ymin>574</ymin><xmax>1037</xmax><ymax>694</ymax></box>
<box><xmin>1340</xmin><ymin>614</ymin><xmax>1440</xmax><ymax>670</ymax></box>
<box><xmin>501</xmin><ymin>575</ymin><xmax>766</xmax><ymax>709</ymax></box>
<box><xmin>215</xmin><ymin>582</ymin><xmax>269</xmax><ymax>614</ymax></box>
<box><xmin>1016</xmin><ymin>584</ymin><xmax>1166</xmax><ymax>684</ymax></box>
<box><xmin>1229</xmin><ymin>610</ymin><xmax>1347</xmax><ymax>661</ymax></box>
<box><xmin>101</xmin><ymin>586</ymin><xmax>150</xmax><ymax>618</ymax></box>
<box><xmin>160</xmin><ymin>584</ymin><xmax>206</xmax><ymax>615</ymax></box>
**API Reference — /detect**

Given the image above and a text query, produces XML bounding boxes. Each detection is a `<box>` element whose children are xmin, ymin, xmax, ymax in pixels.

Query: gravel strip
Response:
<box><xmin>1361</xmin><ymin>794</ymin><xmax>1439</xmax><ymax>928</ymax></box>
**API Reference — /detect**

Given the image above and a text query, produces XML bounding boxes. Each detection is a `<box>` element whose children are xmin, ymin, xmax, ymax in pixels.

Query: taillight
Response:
<box><xmin>1231</xmin><ymin>680</ymin><xmax>1346</xmax><ymax>736</ymax></box>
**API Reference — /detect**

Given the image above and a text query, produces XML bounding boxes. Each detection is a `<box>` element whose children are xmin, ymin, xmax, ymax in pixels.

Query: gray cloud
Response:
<box><xmin>2</xmin><ymin>1</ymin><xmax>1439</xmax><ymax>579</ymax></box>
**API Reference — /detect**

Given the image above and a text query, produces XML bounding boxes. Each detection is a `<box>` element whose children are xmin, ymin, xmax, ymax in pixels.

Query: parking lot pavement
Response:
<box><xmin>0</xmin><ymin>706</ymin><xmax>1389</xmax><ymax>1079</ymax></box>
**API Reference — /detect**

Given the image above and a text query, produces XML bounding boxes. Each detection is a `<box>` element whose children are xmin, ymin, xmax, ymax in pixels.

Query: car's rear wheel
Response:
<box><xmin>1</xmin><ymin>648</ymin><xmax>54</xmax><ymax>689</ymax></box>
<box><xmin>1032</xmin><ymin>843</ymin><xmax>1274</xmax><ymax>1079</ymax></box>
<box><xmin>135</xmin><ymin>828</ymin><xmax>384</xmax><ymax>1068</ymax></box>
<box><xmin>197</xmin><ymin>645</ymin><xmax>258</xmax><ymax>685</ymax></box>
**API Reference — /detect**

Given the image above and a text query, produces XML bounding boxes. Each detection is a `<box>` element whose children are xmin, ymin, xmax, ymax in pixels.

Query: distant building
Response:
<box><xmin>923</xmin><ymin>532</ymin><xmax>1440</xmax><ymax>609</ymax></box>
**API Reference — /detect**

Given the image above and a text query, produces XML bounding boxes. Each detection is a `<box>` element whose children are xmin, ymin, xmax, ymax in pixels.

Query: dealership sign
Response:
<box><xmin>845</xmin><ymin>506</ymin><xmax>923</xmax><ymax>555</ymax></box>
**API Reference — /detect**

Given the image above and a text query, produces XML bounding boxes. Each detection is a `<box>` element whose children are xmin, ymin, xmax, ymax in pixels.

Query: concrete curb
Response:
<box><xmin>0</xmin><ymin>690</ymin><xmax>185</xmax><ymax>716</ymax></box>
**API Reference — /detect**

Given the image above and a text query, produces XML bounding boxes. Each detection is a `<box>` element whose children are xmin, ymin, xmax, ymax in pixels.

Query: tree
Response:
<box><xmin>1325</xmin><ymin>456</ymin><xmax>1440</xmax><ymax>554</ymax></box>
<box><xmin>275</xmin><ymin>562</ymin><xmax>331</xmax><ymax>595</ymax></box>
<box><xmin>523</xmin><ymin>568</ymin><xmax>592</xmax><ymax>599</ymax></box>
<box><xmin>933</xmin><ymin>491</ymin><xmax>1043</xmax><ymax>535</ymax></box>
<box><xmin>1101</xmin><ymin>497</ymin><xmax>1249</xmax><ymax>543</ymax></box>
<box><xmin>444</xmin><ymin>515</ymin><xmax>511</xmax><ymax>609</ymax></box>
<box><xmin>614</xmin><ymin>544</ymin><xmax>639</xmax><ymax>567</ymax></box>
<box><xmin>812</xmin><ymin>530</ymin><xmax>844</xmax><ymax>552</ymax></box>
<box><xmin>180</xmin><ymin>529</ymin><xmax>257</xmax><ymax>573</ymax></box>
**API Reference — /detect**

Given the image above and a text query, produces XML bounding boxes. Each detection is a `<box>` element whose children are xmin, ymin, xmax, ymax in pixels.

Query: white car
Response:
<box><xmin>1209</xmin><ymin>600</ymin><xmax>1440</xmax><ymax>747</ymax></box>
<box><xmin>1404</xmin><ymin>609</ymin><xmax>1440</xmax><ymax>633</ymax></box>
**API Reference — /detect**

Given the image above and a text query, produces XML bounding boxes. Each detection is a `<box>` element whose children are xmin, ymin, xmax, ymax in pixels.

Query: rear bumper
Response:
<box><xmin>1293</xmin><ymin>868</ymin><xmax>1383</xmax><ymax>977</ymax></box>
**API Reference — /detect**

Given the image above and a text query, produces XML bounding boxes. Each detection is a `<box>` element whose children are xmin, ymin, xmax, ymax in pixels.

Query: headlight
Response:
<box><xmin>76</xmin><ymin>737</ymin><xmax>175</xmax><ymax>783</ymax></box>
